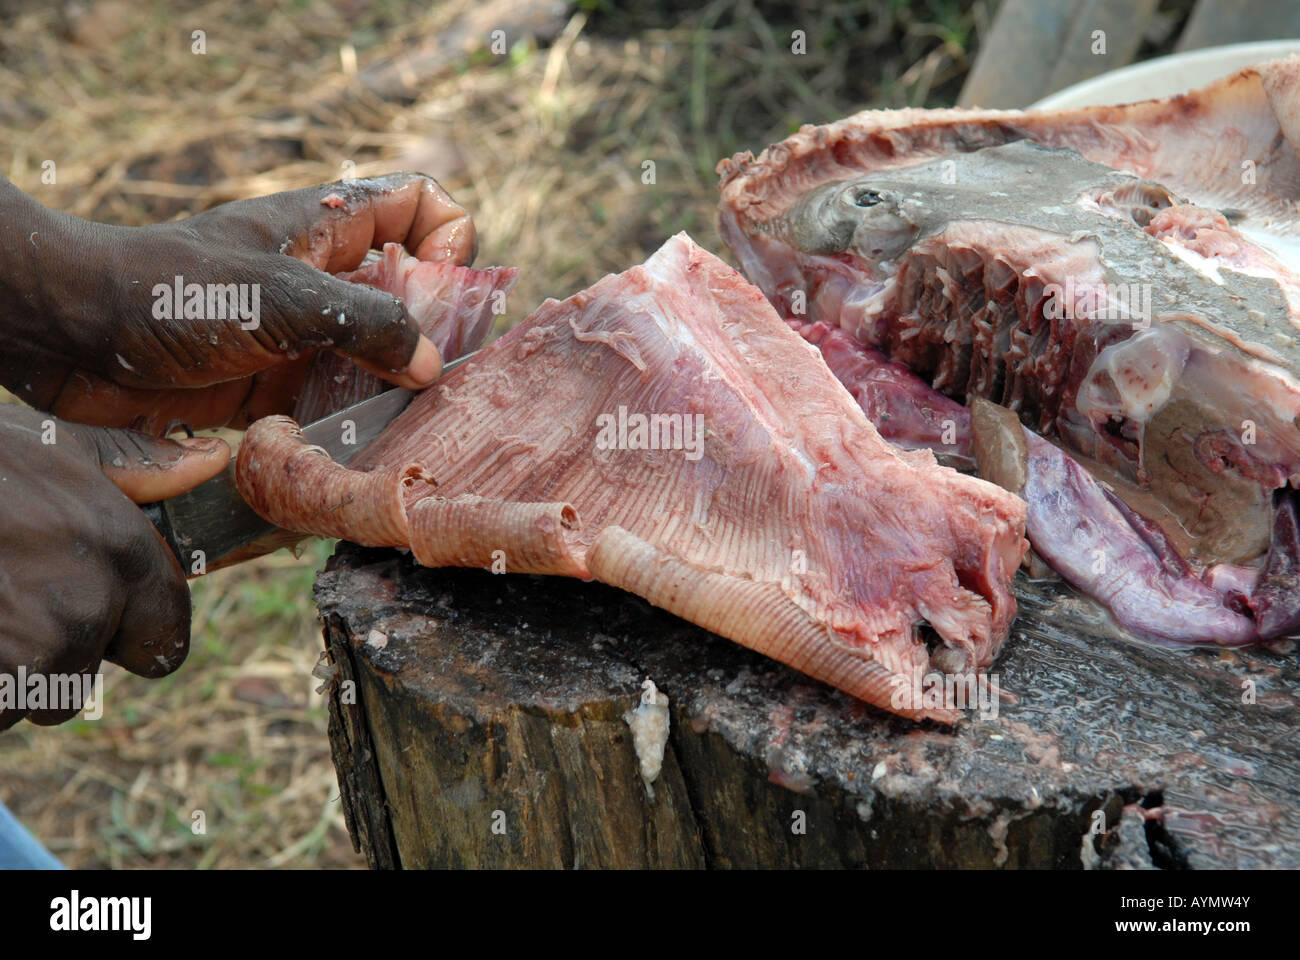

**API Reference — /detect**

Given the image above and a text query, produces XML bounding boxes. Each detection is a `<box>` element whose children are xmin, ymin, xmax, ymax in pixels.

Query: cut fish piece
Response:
<box><xmin>790</xmin><ymin>318</ymin><xmax>1257</xmax><ymax>646</ymax></box>
<box><xmin>1019</xmin><ymin>428</ymin><xmax>1256</xmax><ymax>647</ymax></box>
<box><xmin>794</xmin><ymin>318</ymin><xmax>973</xmax><ymax>467</ymax></box>
<box><xmin>340</xmin><ymin>242</ymin><xmax>518</xmax><ymax>362</ymax></box>
<box><xmin>237</xmin><ymin>233</ymin><xmax>1029</xmax><ymax>722</ymax></box>
<box><xmin>718</xmin><ymin>58</ymin><xmax>1300</xmax><ymax>253</ymax></box>
<box><xmin>718</xmin><ymin>59</ymin><xmax>1300</xmax><ymax>644</ymax></box>
<box><xmin>294</xmin><ymin>242</ymin><xmax>519</xmax><ymax>422</ymax></box>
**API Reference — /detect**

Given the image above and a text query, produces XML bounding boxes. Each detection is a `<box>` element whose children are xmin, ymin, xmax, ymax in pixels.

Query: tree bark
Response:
<box><xmin>317</xmin><ymin>543</ymin><xmax>1300</xmax><ymax>869</ymax></box>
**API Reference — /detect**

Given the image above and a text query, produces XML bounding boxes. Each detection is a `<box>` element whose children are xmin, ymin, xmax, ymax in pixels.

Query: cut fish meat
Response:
<box><xmin>294</xmin><ymin>242</ymin><xmax>518</xmax><ymax>422</ymax></box>
<box><xmin>790</xmin><ymin>318</ymin><xmax>1257</xmax><ymax>646</ymax></box>
<box><xmin>718</xmin><ymin>58</ymin><xmax>1300</xmax><ymax>645</ymax></box>
<box><xmin>237</xmin><ymin>234</ymin><xmax>1028</xmax><ymax>721</ymax></box>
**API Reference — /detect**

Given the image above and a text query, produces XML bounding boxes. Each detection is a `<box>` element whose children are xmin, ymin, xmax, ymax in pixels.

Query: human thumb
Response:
<box><xmin>274</xmin><ymin>259</ymin><xmax>444</xmax><ymax>389</ymax></box>
<box><xmin>86</xmin><ymin>428</ymin><xmax>231</xmax><ymax>503</ymax></box>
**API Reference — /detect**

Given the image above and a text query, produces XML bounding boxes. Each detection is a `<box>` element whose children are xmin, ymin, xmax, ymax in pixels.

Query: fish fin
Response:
<box><xmin>586</xmin><ymin>526</ymin><xmax>959</xmax><ymax>723</ymax></box>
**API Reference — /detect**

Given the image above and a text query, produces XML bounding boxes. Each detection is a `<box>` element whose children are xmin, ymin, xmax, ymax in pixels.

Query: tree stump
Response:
<box><xmin>316</xmin><ymin>542</ymin><xmax>1300</xmax><ymax>869</ymax></box>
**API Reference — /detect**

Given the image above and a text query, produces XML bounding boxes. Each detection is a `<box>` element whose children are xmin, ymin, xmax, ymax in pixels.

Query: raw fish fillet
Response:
<box><xmin>237</xmin><ymin>234</ymin><xmax>1028</xmax><ymax>721</ymax></box>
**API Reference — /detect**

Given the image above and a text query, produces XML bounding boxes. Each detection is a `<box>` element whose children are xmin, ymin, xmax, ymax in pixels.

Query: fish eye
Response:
<box><xmin>853</xmin><ymin>188</ymin><xmax>883</xmax><ymax>208</ymax></box>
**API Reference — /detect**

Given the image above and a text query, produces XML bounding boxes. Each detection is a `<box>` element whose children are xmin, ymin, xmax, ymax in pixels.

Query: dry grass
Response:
<box><xmin>0</xmin><ymin>0</ymin><xmax>1192</xmax><ymax>868</ymax></box>
<box><xmin>1</xmin><ymin>0</ymin><xmax>993</xmax><ymax>313</ymax></box>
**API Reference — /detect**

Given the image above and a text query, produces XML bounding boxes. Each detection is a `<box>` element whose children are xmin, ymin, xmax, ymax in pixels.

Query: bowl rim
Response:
<box><xmin>1029</xmin><ymin>39</ymin><xmax>1300</xmax><ymax>110</ymax></box>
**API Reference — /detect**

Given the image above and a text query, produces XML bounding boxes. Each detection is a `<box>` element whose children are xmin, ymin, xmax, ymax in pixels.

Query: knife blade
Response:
<box><xmin>142</xmin><ymin>349</ymin><xmax>479</xmax><ymax>574</ymax></box>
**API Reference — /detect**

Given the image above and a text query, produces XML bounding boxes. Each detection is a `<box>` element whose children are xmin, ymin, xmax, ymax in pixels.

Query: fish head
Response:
<box><xmin>721</xmin><ymin>126</ymin><xmax>1300</xmax><ymax>573</ymax></box>
<box><xmin>782</xmin><ymin>179</ymin><xmax>924</xmax><ymax>261</ymax></box>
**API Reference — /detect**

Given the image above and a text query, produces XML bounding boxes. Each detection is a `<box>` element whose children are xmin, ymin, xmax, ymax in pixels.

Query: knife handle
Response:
<box><xmin>141</xmin><ymin>499</ymin><xmax>186</xmax><ymax>569</ymax></box>
<box><xmin>136</xmin><ymin>461</ymin><xmax>277</xmax><ymax>578</ymax></box>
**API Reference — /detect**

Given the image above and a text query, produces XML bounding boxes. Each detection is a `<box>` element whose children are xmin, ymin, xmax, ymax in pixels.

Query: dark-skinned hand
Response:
<box><xmin>0</xmin><ymin>172</ymin><xmax>476</xmax><ymax>728</ymax></box>
<box><xmin>0</xmin><ymin>172</ymin><xmax>476</xmax><ymax>434</ymax></box>
<box><xmin>0</xmin><ymin>406</ymin><xmax>229</xmax><ymax>729</ymax></box>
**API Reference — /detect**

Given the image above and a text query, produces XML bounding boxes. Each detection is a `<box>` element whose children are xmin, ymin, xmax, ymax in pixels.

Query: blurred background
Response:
<box><xmin>0</xmin><ymin>0</ymin><xmax>1200</xmax><ymax>867</ymax></box>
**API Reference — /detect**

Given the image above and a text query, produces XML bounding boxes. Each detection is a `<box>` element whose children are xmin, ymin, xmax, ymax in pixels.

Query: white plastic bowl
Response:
<box><xmin>1029</xmin><ymin>39</ymin><xmax>1300</xmax><ymax>110</ymax></box>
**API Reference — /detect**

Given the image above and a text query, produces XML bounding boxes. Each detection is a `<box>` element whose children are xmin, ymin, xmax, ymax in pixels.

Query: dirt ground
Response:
<box><xmin>0</xmin><ymin>0</ymin><xmax>1195</xmax><ymax>868</ymax></box>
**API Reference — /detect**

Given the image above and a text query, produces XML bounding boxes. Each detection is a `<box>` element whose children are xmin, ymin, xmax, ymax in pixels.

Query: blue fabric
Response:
<box><xmin>0</xmin><ymin>797</ymin><xmax>63</xmax><ymax>869</ymax></box>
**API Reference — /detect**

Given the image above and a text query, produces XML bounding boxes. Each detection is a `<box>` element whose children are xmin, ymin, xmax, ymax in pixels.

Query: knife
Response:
<box><xmin>142</xmin><ymin>350</ymin><xmax>479</xmax><ymax>575</ymax></box>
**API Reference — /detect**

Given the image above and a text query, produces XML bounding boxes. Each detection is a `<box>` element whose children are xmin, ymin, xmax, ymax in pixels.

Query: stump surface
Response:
<box><xmin>316</xmin><ymin>542</ymin><xmax>1300</xmax><ymax>869</ymax></box>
